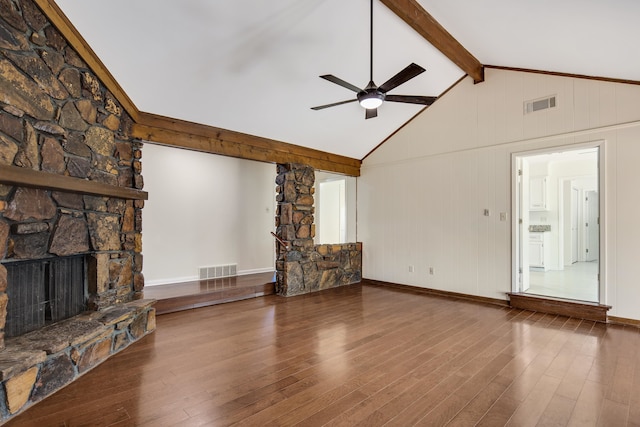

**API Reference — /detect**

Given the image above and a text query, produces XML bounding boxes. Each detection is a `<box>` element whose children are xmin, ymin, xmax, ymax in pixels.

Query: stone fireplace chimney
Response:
<box><xmin>0</xmin><ymin>0</ymin><xmax>155</xmax><ymax>422</ymax></box>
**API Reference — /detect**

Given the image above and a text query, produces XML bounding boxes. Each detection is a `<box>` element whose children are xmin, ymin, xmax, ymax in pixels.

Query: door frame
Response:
<box><xmin>511</xmin><ymin>140</ymin><xmax>606</xmax><ymax>303</ymax></box>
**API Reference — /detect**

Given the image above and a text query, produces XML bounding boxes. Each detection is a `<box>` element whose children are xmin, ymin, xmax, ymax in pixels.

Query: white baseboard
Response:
<box><xmin>144</xmin><ymin>275</ymin><xmax>198</xmax><ymax>286</ymax></box>
<box><xmin>238</xmin><ymin>267</ymin><xmax>275</xmax><ymax>276</ymax></box>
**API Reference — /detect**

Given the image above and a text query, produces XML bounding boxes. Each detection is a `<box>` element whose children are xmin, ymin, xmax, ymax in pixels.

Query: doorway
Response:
<box><xmin>513</xmin><ymin>145</ymin><xmax>601</xmax><ymax>303</ymax></box>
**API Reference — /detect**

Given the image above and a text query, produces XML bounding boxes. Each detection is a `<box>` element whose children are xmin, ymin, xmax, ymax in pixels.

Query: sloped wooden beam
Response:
<box><xmin>35</xmin><ymin>0</ymin><xmax>362</xmax><ymax>176</ymax></box>
<box><xmin>132</xmin><ymin>113</ymin><xmax>361</xmax><ymax>176</ymax></box>
<box><xmin>381</xmin><ymin>0</ymin><xmax>484</xmax><ymax>83</ymax></box>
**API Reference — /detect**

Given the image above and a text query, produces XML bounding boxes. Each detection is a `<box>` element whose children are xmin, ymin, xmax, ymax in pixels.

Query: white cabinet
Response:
<box><xmin>529</xmin><ymin>239</ymin><xmax>544</xmax><ymax>267</ymax></box>
<box><xmin>529</xmin><ymin>232</ymin><xmax>549</xmax><ymax>270</ymax></box>
<box><xmin>529</xmin><ymin>177</ymin><xmax>548</xmax><ymax>211</ymax></box>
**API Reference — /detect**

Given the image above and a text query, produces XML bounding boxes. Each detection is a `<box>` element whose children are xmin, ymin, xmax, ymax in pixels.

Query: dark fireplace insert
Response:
<box><xmin>4</xmin><ymin>255</ymin><xmax>87</xmax><ymax>337</ymax></box>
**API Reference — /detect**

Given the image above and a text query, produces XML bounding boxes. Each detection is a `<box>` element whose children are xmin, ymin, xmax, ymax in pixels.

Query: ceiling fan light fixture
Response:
<box><xmin>310</xmin><ymin>0</ymin><xmax>433</xmax><ymax>119</ymax></box>
<box><xmin>358</xmin><ymin>91</ymin><xmax>384</xmax><ymax>109</ymax></box>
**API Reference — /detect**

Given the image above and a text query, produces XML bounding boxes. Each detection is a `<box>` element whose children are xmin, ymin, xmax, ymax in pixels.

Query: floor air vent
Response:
<box><xmin>198</xmin><ymin>264</ymin><xmax>237</xmax><ymax>280</ymax></box>
<box><xmin>524</xmin><ymin>95</ymin><xmax>556</xmax><ymax>114</ymax></box>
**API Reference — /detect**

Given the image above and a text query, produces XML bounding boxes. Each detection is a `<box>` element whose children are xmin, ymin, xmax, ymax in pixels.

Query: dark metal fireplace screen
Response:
<box><xmin>4</xmin><ymin>255</ymin><xmax>87</xmax><ymax>337</ymax></box>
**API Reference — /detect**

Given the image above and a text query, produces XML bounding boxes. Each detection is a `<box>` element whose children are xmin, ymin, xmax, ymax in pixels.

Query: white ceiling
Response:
<box><xmin>55</xmin><ymin>0</ymin><xmax>640</xmax><ymax>160</ymax></box>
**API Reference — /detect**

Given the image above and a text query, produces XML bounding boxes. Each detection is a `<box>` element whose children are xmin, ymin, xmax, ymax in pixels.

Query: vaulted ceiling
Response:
<box><xmin>52</xmin><ymin>0</ymin><xmax>640</xmax><ymax>167</ymax></box>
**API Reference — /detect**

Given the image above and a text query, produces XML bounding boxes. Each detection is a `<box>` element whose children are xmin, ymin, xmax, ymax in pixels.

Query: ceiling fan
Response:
<box><xmin>311</xmin><ymin>0</ymin><xmax>437</xmax><ymax>119</ymax></box>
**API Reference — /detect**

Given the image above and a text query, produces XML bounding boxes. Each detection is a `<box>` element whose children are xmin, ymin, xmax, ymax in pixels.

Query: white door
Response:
<box><xmin>571</xmin><ymin>187</ymin><xmax>579</xmax><ymax>263</ymax></box>
<box><xmin>585</xmin><ymin>190</ymin><xmax>599</xmax><ymax>262</ymax></box>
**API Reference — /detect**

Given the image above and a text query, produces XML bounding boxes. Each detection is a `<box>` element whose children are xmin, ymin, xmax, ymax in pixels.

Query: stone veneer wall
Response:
<box><xmin>0</xmin><ymin>0</ymin><xmax>155</xmax><ymax>422</ymax></box>
<box><xmin>275</xmin><ymin>163</ymin><xmax>361</xmax><ymax>296</ymax></box>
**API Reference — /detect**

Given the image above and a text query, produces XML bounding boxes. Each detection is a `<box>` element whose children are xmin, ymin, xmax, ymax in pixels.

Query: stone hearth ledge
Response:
<box><xmin>0</xmin><ymin>299</ymin><xmax>155</xmax><ymax>417</ymax></box>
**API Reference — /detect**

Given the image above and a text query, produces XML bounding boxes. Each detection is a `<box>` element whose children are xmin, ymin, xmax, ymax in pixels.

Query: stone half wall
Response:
<box><xmin>275</xmin><ymin>163</ymin><xmax>362</xmax><ymax>296</ymax></box>
<box><xmin>0</xmin><ymin>0</ymin><xmax>154</xmax><ymax>422</ymax></box>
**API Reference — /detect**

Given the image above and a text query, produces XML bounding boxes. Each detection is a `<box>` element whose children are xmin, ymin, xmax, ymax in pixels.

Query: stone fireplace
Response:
<box><xmin>0</xmin><ymin>0</ymin><xmax>155</xmax><ymax>422</ymax></box>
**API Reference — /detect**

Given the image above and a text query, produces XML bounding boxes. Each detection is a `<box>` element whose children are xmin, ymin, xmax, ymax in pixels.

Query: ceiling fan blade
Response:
<box><xmin>311</xmin><ymin>99</ymin><xmax>357</xmax><ymax>110</ymax></box>
<box><xmin>378</xmin><ymin>63</ymin><xmax>426</xmax><ymax>94</ymax></box>
<box><xmin>385</xmin><ymin>95</ymin><xmax>437</xmax><ymax>105</ymax></box>
<box><xmin>320</xmin><ymin>75</ymin><xmax>363</xmax><ymax>93</ymax></box>
<box><xmin>365</xmin><ymin>108</ymin><xmax>377</xmax><ymax>119</ymax></box>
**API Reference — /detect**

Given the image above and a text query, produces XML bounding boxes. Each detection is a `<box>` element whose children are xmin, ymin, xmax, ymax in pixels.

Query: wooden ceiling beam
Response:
<box><xmin>34</xmin><ymin>0</ymin><xmax>361</xmax><ymax>176</ymax></box>
<box><xmin>380</xmin><ymin>0</ymin><xmax>484</xmax><ymax>83</ymax></box>
<box><xmin>132</xmin><ymin>113</ymin><xmax>361</xmax><ymax>176</ymax></box>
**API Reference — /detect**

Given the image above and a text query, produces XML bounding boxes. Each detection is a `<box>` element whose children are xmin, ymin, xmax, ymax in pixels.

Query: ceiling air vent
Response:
<box><xmin>524</xmin><ymin>95</ymin><xmax>557</xmax><ymax>114</ymax></box>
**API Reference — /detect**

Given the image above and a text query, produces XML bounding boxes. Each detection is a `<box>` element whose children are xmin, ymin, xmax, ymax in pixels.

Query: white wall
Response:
<box><xmin>142</xmin><ymin>144</ymin><xmax>276</xmax><ymax>285</ymax></box>
<box><xmin>318</xmin><ymin>180</ymin><xmax>344</xmax><ymax>244</ymax></box>
<box><xmin>359</xmin><ymin>68</ymin><xmax>640</xmax><ymax>320</ymax></box>
<box><xmin>315</xmin><ymin>171</ymin><xmax>357</xmax><ymax>244</ymax></box>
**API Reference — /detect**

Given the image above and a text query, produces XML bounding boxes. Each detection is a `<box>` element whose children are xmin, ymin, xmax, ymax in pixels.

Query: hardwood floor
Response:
<box><xmin>7</xmin><ymin>282</ymin><xmax>640</xmax><ymax>426</ymax></box>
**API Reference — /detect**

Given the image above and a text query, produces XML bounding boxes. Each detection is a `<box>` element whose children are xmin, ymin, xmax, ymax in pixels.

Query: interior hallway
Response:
<box><xmin>7</xmin><ymin>282</ymin><xmax>639</xmax><ymax>426</ymax></box>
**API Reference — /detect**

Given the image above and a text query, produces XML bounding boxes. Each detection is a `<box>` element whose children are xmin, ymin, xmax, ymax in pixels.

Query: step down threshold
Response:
<box><xmin>508</xmin><ymin>292</ymin><xmax>611</xmax><ymax>322</ymax></box>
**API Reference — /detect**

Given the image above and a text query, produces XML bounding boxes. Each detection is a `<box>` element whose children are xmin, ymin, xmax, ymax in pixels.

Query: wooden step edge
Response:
<box><xmin>155</xmin><ymin>282</ymin><xmax>275</xmax><ymax>315</ymax></box>
<box><xmin>508</xmin><ymin>292</ymin><xmax>611</xmax><ymax>322</ymax></box>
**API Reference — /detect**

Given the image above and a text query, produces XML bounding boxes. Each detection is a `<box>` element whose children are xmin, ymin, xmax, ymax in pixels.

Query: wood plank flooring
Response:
<box><xmin>7</xmin><ymin>281</ymin><xmax>640</xmax><ymax>426</ymax></box>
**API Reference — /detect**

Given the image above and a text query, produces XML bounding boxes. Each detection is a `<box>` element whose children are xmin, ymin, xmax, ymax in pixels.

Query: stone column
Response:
<box><xmin>275</xmin><ymin>163</ymin><xmax>318</xmax><ymax>296</ymax></box>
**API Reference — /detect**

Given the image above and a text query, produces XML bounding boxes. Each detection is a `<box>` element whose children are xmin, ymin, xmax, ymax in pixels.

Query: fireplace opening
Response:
<box><xmin>4</xmin><ymin>255</ymin><xmax>87</xmax><ymax>337</ymax></box>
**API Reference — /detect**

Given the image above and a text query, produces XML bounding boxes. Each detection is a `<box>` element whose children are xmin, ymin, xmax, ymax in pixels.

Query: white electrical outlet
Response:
<box><xmin>409</xmin><ymin>265</ymin><xmax>414</xmax><ymax>273</ymax></box>
<box><xmin>429</xmin><ymin>267</ymin><xmax>434</xmax><ymax>275</ymax></box>
<box><xmin>500</xmin><ymin>212</ymin><xmax>507</xmax><ymax>221</ymax></box>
